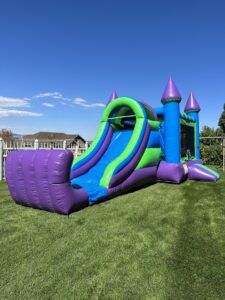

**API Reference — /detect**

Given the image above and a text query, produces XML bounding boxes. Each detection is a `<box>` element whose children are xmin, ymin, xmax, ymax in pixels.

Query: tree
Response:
<box><xmin>200</xmin><ymin>125</ymin><xmax>220</xmax><ymax>137</ymax></box>
<box><xmin>218</xmin><ymin>103</ymin><xmax>225</xmax><ymax>134</ymax></box>
<box><xmin>0</xmin><ymin>129</ymin><xmax>13</xmax><ymax>140</ymax></box>
<box><xmin>200</xmin><ymin>126</ymin><xmax>222</xmax><ymax>165</ymax></box>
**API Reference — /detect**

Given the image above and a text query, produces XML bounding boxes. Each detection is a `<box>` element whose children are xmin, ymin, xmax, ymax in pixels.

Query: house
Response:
<box><xmin>22</xmin><ymin>131</ymin><xmax>87</xmax><ymax>149</ymax></box>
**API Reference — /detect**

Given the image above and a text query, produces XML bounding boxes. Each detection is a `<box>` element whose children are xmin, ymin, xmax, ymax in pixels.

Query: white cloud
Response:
<box><xmin>0</xmin><ymin>108</ymin><xmax>43</xmax><ymax>118</ymax></box>
<box><xmin>0</xmin><ymin>96</ymin><xmax>30</xmax><ymax>108</ymax></box>
<box><xmin>74</xmin><ymin>98</ymin><xmax>87</xmax><ymax>104</ymax></box>
<box><xmin>73</xmin><ymin>98</ymin><xmax>105</xmax><ymax>108</ymax></box>
<box><xmin>0</xmin><ymin>92</ymin><xmax>105</xmax><ymax>114</ymax></box>
<box><xmin>42</xmin><ymin>102</ymin><xmax>55</xmax><ymax>108</ymax></box>
<box><xmin>33</xmin><ymin>92</ymin><xmax>61</xmax><ymax>98</ymax></box>
<box><xmin>31</xmin><ymin>92</ymin><xmax>105</xmax><ymax>109</ymax></box>
<box><xmin>32</xmin><ymin>92</ymin><xmax>70</xmax><ymax>101</ymax></box>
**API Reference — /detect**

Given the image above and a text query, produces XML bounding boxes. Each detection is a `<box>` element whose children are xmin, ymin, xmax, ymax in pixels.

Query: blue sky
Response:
<box><xmin>0</xmin><ymin>0</ymin><xmax>224</xmax><ymax>140</ymax></box>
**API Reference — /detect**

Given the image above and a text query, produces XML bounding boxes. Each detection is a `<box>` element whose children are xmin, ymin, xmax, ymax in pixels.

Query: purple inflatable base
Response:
<box><xmin>156</xmin><ymin>161</ymin><xmax>186</xmax><ymax>183</ymax></box>
<box><xmin>188</xmin><ymin>164</ymin><xmax>219</xmax><ymax>182</ymax></box>
<box><xmin>183</xmin><ymin>159</ymin><xmax>203</xmax><ymax>166</ymax></box>
<box><xmin>5</xmin><ymin>149</ymin><xmax>220</xmax><ymax>215</ymax></box>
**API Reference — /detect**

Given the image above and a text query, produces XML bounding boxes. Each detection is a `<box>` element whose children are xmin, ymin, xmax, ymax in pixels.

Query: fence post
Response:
<box><xmin>0</xmin><ymin>138</ymin><xmax>3</xmax><ymax>181</ymax></box>
<box><xmin>63</xmin><ymin>140</ymin><xmax>67</xmax><ymax>150</ymax></box>
<box><xmin>75</xmin><ymin>145</ymin><xmax>78</xmax><ymax>158</ymax></box>
<box><xmin>34</xmin><ymin>139</ymin><xmax>39</xmax><ymax>149</ymax></box>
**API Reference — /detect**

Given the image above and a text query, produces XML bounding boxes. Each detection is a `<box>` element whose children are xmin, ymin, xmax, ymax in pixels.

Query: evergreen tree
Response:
<box><xmin>218</xmin><ymin>103</ymin><xmax>225</xmax><ymax>134</ymax></box>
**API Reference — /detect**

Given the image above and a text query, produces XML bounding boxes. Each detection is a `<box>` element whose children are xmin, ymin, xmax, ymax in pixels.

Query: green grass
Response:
<box><xmin>0</xmin><ymin>168</ymin><xmax>225</xmax><ymax>299</ymax></box>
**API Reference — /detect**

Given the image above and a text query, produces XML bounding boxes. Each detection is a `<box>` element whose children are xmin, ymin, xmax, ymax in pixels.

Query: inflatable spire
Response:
<box><xmin>184</xmin><ymin>92</ymin><xmax>200</xmax><ymax>112</ymax></box>
<box><xmin>185</xmin><ymin>92</ymin><xmax>201</xmax><ymax>159</ymax></box>
<box><xmin>106</xmin><ymin>90</ymin><xmax>118</xmax><ymax>106</ymax></box>
<box><xmin>161</xmin><ymin>77</ymin><xmax>181</xmax><ymax>103</ymax></box>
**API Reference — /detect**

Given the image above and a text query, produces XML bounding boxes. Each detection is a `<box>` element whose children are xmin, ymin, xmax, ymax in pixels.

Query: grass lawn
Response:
<box><xmin>0</xmin><ymin>168</ymin><xmax>225</xmax><ymax>299</ymax></box>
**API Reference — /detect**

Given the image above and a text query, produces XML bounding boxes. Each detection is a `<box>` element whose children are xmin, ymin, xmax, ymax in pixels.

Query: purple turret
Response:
<box><xmin>161</xmin><ymin>77</ymin><xmax>182</xmax><ymax>103</ymax></box>
<box><xmin>106</xmin><ymin>90</ymin><xmax>118</xmax><ymax>106</ymax></box>
<box><xmin>184</xmin><ymin>92</ymin><xmax>201</xmax><ymax>159</ymax></box>
<box><xmin>184</xmin><ymin>92</ymin><xmax>200</xmax><ymax>112</ymax></box>
<box><xmin>161</xmin><ymin>77</ymin><xmax>182</xmax><ymax>163</ymax></box>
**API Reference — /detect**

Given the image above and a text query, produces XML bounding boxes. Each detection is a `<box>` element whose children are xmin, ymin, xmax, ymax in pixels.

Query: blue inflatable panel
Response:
<box><xmin>71</xmin><ymin>130</ymin><xmax>133</xmax><ymax>204</ymax></box>
<box><xmin>147</xmin><ymin>131</ymin><xmax>160</xmax><ymax>148</ymax></box>
<box><xmin>153</xmin><ymin>107</ymin><xmax>164</xmax><ymax>117</ymax></box>
<box><xmin>163</xmin><ymin>101</ymin><xmax>181</xmax><ymax>163</ymax></box>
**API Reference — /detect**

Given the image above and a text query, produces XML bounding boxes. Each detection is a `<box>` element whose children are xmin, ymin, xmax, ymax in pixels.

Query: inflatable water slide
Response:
<box><xmin>5</xmin><ymin>78</ymin><xmax>220</xmax><ymax>214</ymax></box>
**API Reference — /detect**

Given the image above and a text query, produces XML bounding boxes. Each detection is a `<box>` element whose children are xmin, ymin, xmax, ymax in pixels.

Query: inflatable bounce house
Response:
<box><xmin>5</xmin><ymin>78</ymin><xmax>220</xmax><ymax>214</ymax></box>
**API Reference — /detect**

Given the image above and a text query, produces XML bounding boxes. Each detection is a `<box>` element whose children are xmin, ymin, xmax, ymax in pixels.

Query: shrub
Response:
<box><xmin>200</xmin><ymin>142</ymin><xmax>223</xmax><ymax>166</ymax></box>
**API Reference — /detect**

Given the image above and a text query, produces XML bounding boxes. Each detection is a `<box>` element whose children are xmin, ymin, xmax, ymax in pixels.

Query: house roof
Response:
<box><xmin>22</xmin><ymin>131</ymin><xmax>86</xmax><ymax>142</ymax></box>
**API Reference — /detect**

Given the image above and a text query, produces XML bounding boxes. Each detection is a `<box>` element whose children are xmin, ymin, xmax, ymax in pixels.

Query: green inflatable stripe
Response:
<box><xmin>148</xmin><ymin>120</ymin><xmax>160</xmax><ymax>131</ymax></box>
<box><xmin>113</xmin><ymin>107</ymin><xmax>132</xmax><ymax>128</ymax></box>
<box><xmin>72</xmin><ymin>122</ymin><xmax>107</xmax><ymax>167</ymax></box>
<box><xmin>100</xmin><ymin>118</ymin><xmax>145</xmax><ymax>188</ymax></box>
<box><xmin>195</xmin><ymin>164</ymin><xmax>220</xmax><ymax>179</ymax></box>
<box><xmin>102</xmin><ymin>97</ymin><xmax>145</xmax><ymax>122</ymax></box>
<box><xmin>135</xmin><ymin>148</ymin><xmax>162</xmax><ymax>170</ymax></box>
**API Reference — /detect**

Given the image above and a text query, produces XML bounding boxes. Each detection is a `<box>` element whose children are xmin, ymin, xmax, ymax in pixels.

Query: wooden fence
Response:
<box><xmin>0</xmin><ymin>138</ymin><xmax>88</xmax><ymax>180</ymax></box>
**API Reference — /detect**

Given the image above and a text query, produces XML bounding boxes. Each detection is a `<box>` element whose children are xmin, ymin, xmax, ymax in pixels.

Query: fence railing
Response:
<box><xmin>0</xmin><ymin>138</ymin><xmax>88</xmax><ymax>180</ymax></box>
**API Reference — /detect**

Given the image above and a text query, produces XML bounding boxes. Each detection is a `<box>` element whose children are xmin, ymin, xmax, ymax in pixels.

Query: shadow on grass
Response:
<box><xmin>166</xmin><ymin>181</ymin><xmax>225</xmax><ymax>299</ymax></box>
